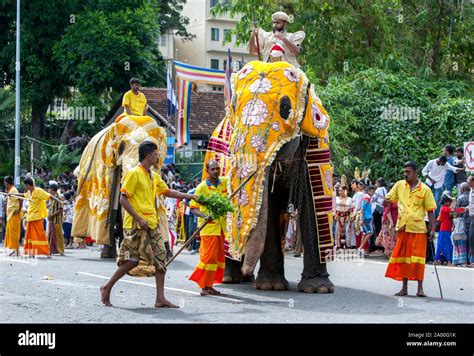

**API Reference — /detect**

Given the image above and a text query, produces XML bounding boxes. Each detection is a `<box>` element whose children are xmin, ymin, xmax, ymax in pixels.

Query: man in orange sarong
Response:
<box><xmin>4</xmin><ymin>176</ymin><xmax>21</xmax><ymax>256</ymax></box>
<box><xmin>384</xmin><ymin>161</ymin><xmax>437</xmax><ymax>297</ymax></box>
<box><xmin>10</xmin><ymin>177</ymin><xmax>63</xmax><ymax>257</ymax></box>
<box><xmin>189</xmin><ymin>160</ymin><xmax>227</xmax><ymax>296</ymax></box>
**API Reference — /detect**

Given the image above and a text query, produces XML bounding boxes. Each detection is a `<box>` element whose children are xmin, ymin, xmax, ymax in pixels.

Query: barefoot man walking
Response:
<box><xmin>189</xmin><ymin>160</ymin><xmax>227</xmax><ymax>296</ymax></box>
<box><xmin>100</xmin><ymin>141</ymin><xmax>196</xmax><ymax>308</ymax></box>
<box><xmin>384</xmin><ymin>161</ymin><xmax>437</xmax><ymax>297</ymax></box>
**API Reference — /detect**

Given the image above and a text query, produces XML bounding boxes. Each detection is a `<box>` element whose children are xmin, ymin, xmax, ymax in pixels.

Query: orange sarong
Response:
<box><xmin>189</xmin><ymin>232</ymin><xmax>225</xmax><ymax>289</ymax></box>
<box><xmin>24</xmin><ymin>219</ymin><xmax>50</xmax><ymax>256</ymax></box>
<box><xmin>5</xmin><ymin>214</ymin><xmax>21</xmax><ymax>250</ymax></box>
<box><xmin>385</xmin><ymin>229</ymin><xmax>427</xmax><ymax>281</ymax></box>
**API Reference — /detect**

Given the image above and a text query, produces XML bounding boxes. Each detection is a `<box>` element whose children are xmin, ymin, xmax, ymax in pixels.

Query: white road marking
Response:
<box><xmin>77</xmin><ymin>272</ymin><xmax>244</xmax><ymax>303</ymax></box>
<box><xmin>1</xmin><ymin>257</ymin><xmax>36</xmax><ymax>265</ymax></box>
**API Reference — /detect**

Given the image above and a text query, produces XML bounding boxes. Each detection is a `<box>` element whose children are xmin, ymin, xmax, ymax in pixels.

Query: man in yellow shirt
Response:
<box><xmin>383</xmin><ymin>161</ymin><xmax>437</xmax><ymax>297</ymax></box>
<box><xmin>100</xmin><ymin>141</ymin><xmax>196</xmax><ymax>308</ymax></box>
<box><xmin>189</xmin><ymin>160</ymin><xmax>228</xmax><ymax>296</ymax></box>
<box><xmin>4</xmin><ymin>176</ymin><xmax>21</xmax><ymax>256</ymax></box>
<box><xmin>9</xmin><ymin>177</ymin><xmax>63</xmax><ymax>257</ymax></box>
<box><xmin>122</xmin><ymin>78</ymin><xmax>148</xmax><ymax>116</ymax></box>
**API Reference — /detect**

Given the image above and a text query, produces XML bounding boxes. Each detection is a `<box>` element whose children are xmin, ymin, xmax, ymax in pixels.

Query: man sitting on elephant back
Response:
<box><xmin>189</xmin><ymin>160</ymin><xmax>227</xmax><ymax>296</ymax></box>
<box><xmin>248</xmin><ymin>11</ymin><xmax>305</xmax><ymax>67</ymax></box>
<box><xmin>122</xmin><ymin>77</ymin><xmax>148</xmax><ymax>116</ymax></box>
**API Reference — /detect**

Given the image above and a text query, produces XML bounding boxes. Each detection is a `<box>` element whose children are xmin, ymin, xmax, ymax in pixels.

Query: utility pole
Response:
<box><xmin>14</xmin><ymin>0</ymin><xmax>21</xmax><ymax>186</ymax></box>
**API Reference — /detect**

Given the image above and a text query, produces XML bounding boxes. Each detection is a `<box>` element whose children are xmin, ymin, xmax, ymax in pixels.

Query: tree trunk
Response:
<box><xmin>60</xmin><ymin>119</ymin><xmax>78</xmax><ymax>144</ymax></box>
<box><xmin>31</xmin><ymin>103</ymin><xmax>49</xmax><ymax>161</ymax></box>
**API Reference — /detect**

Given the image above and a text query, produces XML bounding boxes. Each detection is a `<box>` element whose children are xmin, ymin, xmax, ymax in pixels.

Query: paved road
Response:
<box><xmin>1</xmin><ymin>244</ymin><xmax>473</xmax><ymax>323</ymax></box>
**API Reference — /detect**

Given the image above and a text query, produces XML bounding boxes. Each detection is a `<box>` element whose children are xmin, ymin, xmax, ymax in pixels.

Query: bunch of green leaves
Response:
<box><xmin>196</xmin><ymin>193</ymin><xmax>235</xmax><ymax>220</ymax></box>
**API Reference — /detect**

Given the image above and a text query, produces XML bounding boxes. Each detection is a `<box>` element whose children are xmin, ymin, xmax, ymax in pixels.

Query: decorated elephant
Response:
<box><xmin>204</xmin><ymin>61</ymin><xmax>335</xmax><ymax>293</ymax></box>
<box><xmin>72</xmin><ymin>113</ymin><xmax>169</xmax><ymax>264</ymax></box>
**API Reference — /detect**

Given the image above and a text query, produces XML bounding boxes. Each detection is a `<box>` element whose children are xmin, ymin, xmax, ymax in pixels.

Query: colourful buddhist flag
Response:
<box><xmin>174</xmin><ymin>61</ymin><xmax>225</xmax><ymax>85</ymax></box>
<box><xmin>176</xmin><ymin>79</ymin><xmax>192</xmax><ymax>147</ymax></box>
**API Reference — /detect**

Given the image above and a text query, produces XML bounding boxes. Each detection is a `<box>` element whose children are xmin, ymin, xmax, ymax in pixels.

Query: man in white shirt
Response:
<box><xmin>422</xmin><ymin>155</ymin><xmax>461</xmax><ymax>217</ymax></box>
<box><xmin>249</xmin><ymin>11</ymin><xmax>305</xmax><ymax>67</ymax></box>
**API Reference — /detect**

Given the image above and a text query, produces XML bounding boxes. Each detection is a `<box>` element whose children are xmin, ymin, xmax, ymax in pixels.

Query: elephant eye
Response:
<box><xmin>118</xmin><ymin>141</ymin><xmax>126</xmax><ymax>156</ymax></box>
<box><xmin>279</xmin><ymin>95</ymin><xmax>292</xmax><ymax>120</ymax></box>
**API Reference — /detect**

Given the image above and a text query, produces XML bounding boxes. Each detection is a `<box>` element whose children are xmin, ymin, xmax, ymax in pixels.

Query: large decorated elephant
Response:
<box><xmin>204</xmin><ymin>61</ymin><xmax>335</xmax><ymax>293</ymax></box>
<box><xmin>72</xmin><ymin>113</ymin><xmax>169</xmax><ymax>262</ymax></box>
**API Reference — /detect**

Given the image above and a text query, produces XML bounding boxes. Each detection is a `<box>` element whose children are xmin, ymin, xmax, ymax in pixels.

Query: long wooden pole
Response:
<box><xmin>251</xmin><ymin>2</ymin><xmax>261</xmax><ymax>61</ymax></box>
<box><xmin>0</xmin><ymin>191</ymin><xmax>33</xmax><ymax>202</ymax></box>
<box><xmin>166</xmin><ymin>167</ymin><xmax>261</xmax><ymax>266</ymax></box>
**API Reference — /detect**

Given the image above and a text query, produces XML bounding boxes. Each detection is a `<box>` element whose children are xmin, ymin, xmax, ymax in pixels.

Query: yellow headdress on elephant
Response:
<box><xmin>211</xmin><ymin>61</ymin><xmax>334</xmax><ymax>261</ymax></box>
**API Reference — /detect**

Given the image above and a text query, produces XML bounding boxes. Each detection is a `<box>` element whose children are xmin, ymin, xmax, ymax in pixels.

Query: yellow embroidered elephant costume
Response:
<box><xmin>72</xmin><ymin>114</ymin><xmax>168</xmax><ymax>246</ymax></box>
<box><xmin>204</xmin><ymin>61</ymin><xmax>334</xmax><ymax>263</ymax></box>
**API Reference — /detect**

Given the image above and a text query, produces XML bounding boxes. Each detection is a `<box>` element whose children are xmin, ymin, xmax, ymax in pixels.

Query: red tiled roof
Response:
<box><xmin>141</xmin><ymin>87</ymin><xmax>226</xmax><ymax>136</ymax></box>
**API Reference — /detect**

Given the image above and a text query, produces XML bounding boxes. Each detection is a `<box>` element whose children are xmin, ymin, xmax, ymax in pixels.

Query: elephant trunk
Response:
<box><xmin>241</xmin><ymin>167</ymin><xmax>271</xmax><ymax>276</ymax></box>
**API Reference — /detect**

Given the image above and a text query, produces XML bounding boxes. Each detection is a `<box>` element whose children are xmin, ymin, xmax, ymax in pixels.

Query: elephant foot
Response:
<box><xmin>223</xmin><ymin>260</ymin><xmax>243</xmax><ymax>284</ymax></box>
<box><xmin>242</xmin><ymin>274</ymin><xmax>255</xmax><ymax>283</ymax></box>
<box><xmin>253</xmin><ymin>273</ymin><xmax>289</xmax><ymax>291</ymax></box>
<box><xmin>100</xmin><ymin>244</ymin><xmax>117</xmax><ymax>259</ymax></box>
<box><xmin>222</xmin><ymin>274</ymin><xmax>242</xmax><ymax>284</ymax></box>
<box><xmin>297</xmin><ymin>275</ymin><xmax>335</xmax><ymax>294</ymax></box>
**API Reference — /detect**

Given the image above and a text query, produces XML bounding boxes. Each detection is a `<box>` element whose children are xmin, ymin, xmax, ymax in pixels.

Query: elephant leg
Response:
<box><xmin>100</xmin><ymin>244</ymin><xmax>117</xmax><ymax>258</ymax></box>
<box><xmin>101</xmin><ymin>212</ymin><xmax>122</xmax><ymax>259</ymax></box>
<box><xmin>254</xmin><ymin>193</ymin><xmax>289</xmax><ymax>291</ymax></box>
<box><xmin>223</xmin><ymin>257</ymin><xmax>243</xmax><ymax>284</ymax></box>
<box><xmin>297</xmin><ymin>176</ymin><xmax>335</xmax><ymax>294</ymax></box>
<box><xmin>223</xmin><ymin>255</ymin><xmax>255</xmax><ymax>284</ymax></box>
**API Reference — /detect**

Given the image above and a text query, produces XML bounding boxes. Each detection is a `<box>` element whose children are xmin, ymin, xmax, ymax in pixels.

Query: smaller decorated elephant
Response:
<box><xmin>72</xmin><ymin>113</ymin><xmax>169</xmax><ymax>264</ymax></box>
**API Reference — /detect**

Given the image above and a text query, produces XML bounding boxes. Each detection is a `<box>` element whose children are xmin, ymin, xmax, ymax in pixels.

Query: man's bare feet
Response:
<box><xmin>394</xmin><ymin>290</ymin><xmax>408</xmax><ymax>296</ymax></box>
<box><xmin>416</xmin><ymin>291</ymin><xmax>427</xmax><ymax>297</ymax></box>
<box><xmin>200</xmin><ymin>288</ymin><xmax>210</xmax><ymax>296</ymax></box>
<box><xmin>100</xmin><ymin>285</ymin><xmax>112</xmax><ymax>306</ymax></box>
<box><xmin>155</xmin><ymin>299</ymin><xmax>179</xmax><ymax>308</ymax></box>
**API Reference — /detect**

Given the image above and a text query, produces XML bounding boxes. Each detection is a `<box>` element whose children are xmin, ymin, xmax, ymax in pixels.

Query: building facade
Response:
<box><xmin>173</xmin><ymin>0</ymin><xmax>256</xmax><ymax>90</ymax></box>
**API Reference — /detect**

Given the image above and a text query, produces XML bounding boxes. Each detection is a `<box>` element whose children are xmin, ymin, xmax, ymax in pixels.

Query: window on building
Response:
<box><xmin>210</xmin><ymin>0</ymin><xmax>219</xmax><ymax>8</ymax></box>
<box><xmin>211</xmin><ymin>28</ymin><xmax>219</xmax><ymax>41</ymax></box>
<box><xmin>160</xmin><ymin>34</ymin><xmax>166</xmax><ymax>47</ymax></box>
<box><xmin>212</xmin><ymin>86</ymin><xmax>224</xmax><ymax>92</ymax></box>
<box><xmin>211</xmin><ymin>59</ymin><xmax>219</xmax><ymax>69</ymax></box>
<box><xmin>224</xmin><ymin>29</ymin><xmax>231</xmax><ymax>41</ymax></box>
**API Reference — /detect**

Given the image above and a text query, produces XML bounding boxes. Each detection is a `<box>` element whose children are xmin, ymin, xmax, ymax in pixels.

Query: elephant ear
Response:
<box><xmin>300</xmin><ymin>85</ymin><xmax>330</xmax><ymax>141</ymax></box>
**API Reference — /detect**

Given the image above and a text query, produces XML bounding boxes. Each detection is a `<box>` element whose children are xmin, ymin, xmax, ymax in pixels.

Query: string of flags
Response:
<box><xmin>168</xmin><ymin>51</ymin><xmax>233</xmax><ymax>148</ymax></box>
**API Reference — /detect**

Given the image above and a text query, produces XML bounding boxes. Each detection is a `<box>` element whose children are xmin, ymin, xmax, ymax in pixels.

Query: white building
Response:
<box><xmin>157</xmin><ymin>30</ymin><xmax>175</xmax><ymax>61</ymax></box>
<box><xmin>172</xmin><ymin>0</ymin><xmax>256</xmax><ymax>91</ymax></box>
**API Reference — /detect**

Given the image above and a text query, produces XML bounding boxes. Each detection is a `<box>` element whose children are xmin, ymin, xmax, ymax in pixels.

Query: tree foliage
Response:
<box><xmin>318</xmin><ymin>69</ymin><xmax>472</xmax><ymax>182</ymax></box>
<box><xmin>0</xmin><ymin>0</ymin><xmax>191</xmax><ymax>176</ymax></box>
<box><xmin>212</xmin><ymin>0</ymin><xmax>473</xmax><ymax>182</ymax></box>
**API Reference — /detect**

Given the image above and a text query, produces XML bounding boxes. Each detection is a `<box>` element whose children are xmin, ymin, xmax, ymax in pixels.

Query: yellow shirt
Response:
<box><xmin>190</xmin><ymin>177</ymin><xmax>228</xmax><ymax>236</ymax></box>
<box><xmin>122</xmin><ymin>90</ymin><xmax>147</xmax><ymax>116</ymax></box>
<box><xmin>120</xmin><ymin>164</ymin><xmax>169</xmax><ymax>229</ymax></box>
<box><xmin>386</xmin><ymin>180</ymin><xmax>437</xmax><ymax>233</ymax></box>
<box><xmin>6</xmin><ymin>186</ymin><xmax>20</xmax><ymax>221</ymax></box>
<box><xmin>25</xmin><ymin>187</ymin><xmax>51</xmax><ymax>222</ymax></box>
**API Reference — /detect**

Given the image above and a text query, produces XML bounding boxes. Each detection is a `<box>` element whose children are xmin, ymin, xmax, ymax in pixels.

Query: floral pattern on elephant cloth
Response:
<box><xmin>72</xmin><ymin>114</ymin><xmax>168</xmax><ymax>248</ymax></box>
<box><xmin>218</xmin><ymin>60</ymin><xmax>333</xmax><ymax>261</ymax></box>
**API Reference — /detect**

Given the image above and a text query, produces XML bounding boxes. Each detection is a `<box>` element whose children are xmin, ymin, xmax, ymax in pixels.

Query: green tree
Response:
<box><xmin>212</xmin><ymin>0</ymin><xmax>474</xmax><ymax>81</ymax></box>
<box><xmin>0</xmin><ymin>0</ymin><xmax>192</xmax><ymax>161</ymax></box>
